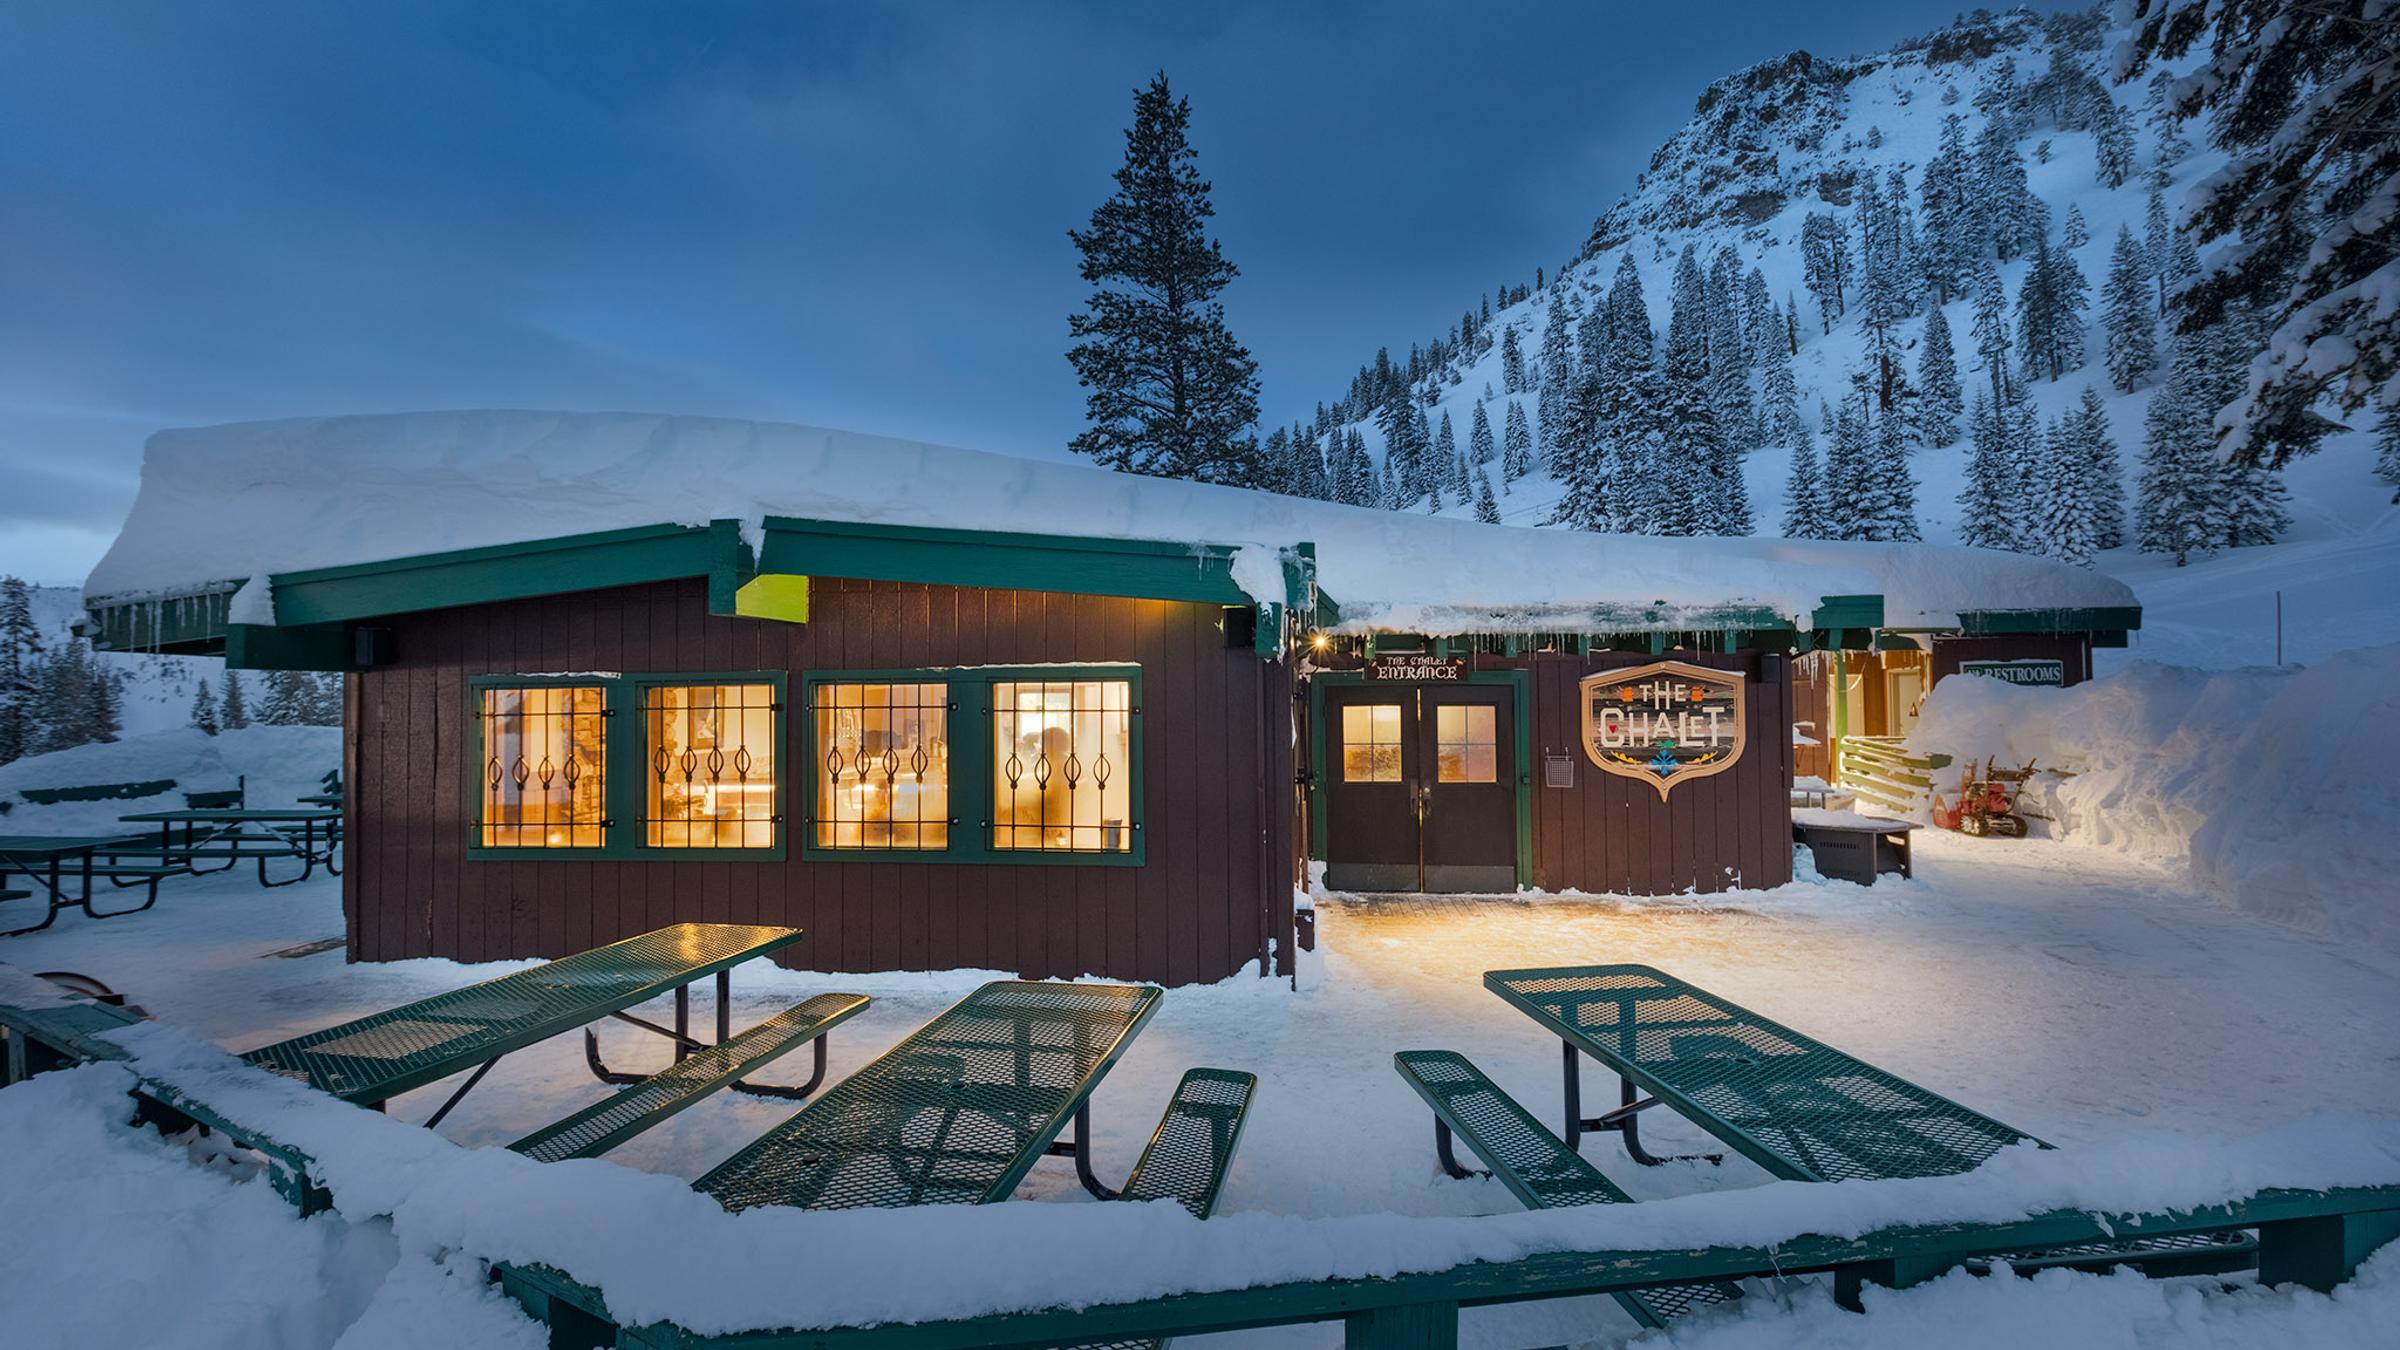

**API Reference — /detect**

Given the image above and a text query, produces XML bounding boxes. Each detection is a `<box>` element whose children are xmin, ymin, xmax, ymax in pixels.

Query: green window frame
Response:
<box><xmin>465</xmin><ymin>671</ymin><xmax>789</xmax><ymax>862</ymax></box>
<box><xmin>800</xmin><ymin>665</ymin><xmax>1145</xmax><ymax>867</ymax></box>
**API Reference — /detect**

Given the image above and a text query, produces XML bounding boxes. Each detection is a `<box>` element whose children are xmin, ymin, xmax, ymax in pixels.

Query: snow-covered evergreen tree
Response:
<box><xmin>1435</xmin><ymin>411</ymin><xmax>1459</xmax><ymax>486</ymax></box>
<box><xmin>1706</xmin><ymin>247</ymin><xmax>1759</xmax><ymax>451</ymax></box>
<box><xmin>1854</xmin><ymin>398</ymin><xmax>1921</xmax><ymax>542</ymax></box>
<box><xmin>1066</xmin><ymin>75</ymin><xmax>1261</xmax><ymax>485</ymax></box>
<box><xmin>2137</xmin><ymin>332</ymin><xmax>2223</xmax><ymax>566</ymax></box>
<box><xmin>1539</xmin><ymin>295</ymin><xmax>1573</xmax><ymax>390</ymax></box>
<box><xmin>191</xmin><ymin>676</ymin><xmax>220</xmax><ymax>736</ymax></box>
<box><xmin>2143</xmin><ymin>69</ymin><xmax>2189</xmax><ymax>183</ymax></box>
<box><xmin>2102</xmin><ymin>227</ymin><xmax>2157</xmax><ymax>393</ymax></box>
<box><xmin>1957</xmin><ymin>392</ymin><xmax>2020</xmax><ymax>551</ymax></box>
<box><xmin>2071</xmin><ymin>387</ymin><xmax>2128</xmax><ymax>550</ymax></box>
<box><xmin>1502</xmin><ymin>400</ymin><xmax>1532</xmax><ymax>482</ymax></box>
<box><xmin>2031</xmin><ymin>413</ymin><xmax>2098</xmax><ymax>566</ymax></box>
<box><xmin>2016</xmin><ymin>238</ymin><xmax>2088</xmax><ymax>383</ymax></box>
<box><xmin>2094</xmin><ymin>101</ymin><xmax>2137</xmax><ymax>189</ymax></box>
<box><xmin>1781</xmin><ymin>433</ymin><xmax>1827</xmax><ymax>539</ymax></box>
<box><xmin>2062</xmin><ymin>204</ymin><xmax>2090</xmax><ymax>250</ymax></box>
<box><xmin>1469</xmin><ymin>400</ymin><xmax>1495</xmax><ymax>467</ymax></box>
<box><xmin>1499</xmin><ymin>326</ymin><xmax>1525</xmax><ymax>393</ymax></box>
<box><xmin>1917</xmin><ymin>306</ymin><xmax>1963</xmax><ymax>447</ymax></box>
<box><xmin>0</xmin><ymin>577</ymin><xmax>37</xmax><ymax>766</ymax></box>
<box><xmin>1473</xmin><ymin>468</ymin><xmax>1500</xmax><ymax>524</ymax></box>
<box><xmin>1973</xmin><ymin>120</ymin><xmax>2040</xmax><ymax>261</ymax></box>
<box><xmin>1918</xmin><ymin>113</ymin><xmax>1979</xmax><ymax>302</ymax></box>
<box><xmin>1800</xmin><ymin>212</ymin><xmax>1849</xmax><ymax>331</ymax></box>
<box><xmin>2144</xmin><ymin>190</ymin><xmax>2174</xmax><ymax>316</ymax></box>
<box><xmin>221</xmin><ymin>667</ymin><xmax>251</xmax><ymax>730</ymax></box>
<box><xmin>1969</xmin><ymin>258</ymin><xmax>2014</xmax><ymax>403</ymax></box>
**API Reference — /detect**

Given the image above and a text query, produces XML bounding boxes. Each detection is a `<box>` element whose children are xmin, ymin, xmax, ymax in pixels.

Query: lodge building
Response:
<box><xmin>84</xmin><ymin>411</ymin><xmax>2139</xmax><ymax>985</ymax></box>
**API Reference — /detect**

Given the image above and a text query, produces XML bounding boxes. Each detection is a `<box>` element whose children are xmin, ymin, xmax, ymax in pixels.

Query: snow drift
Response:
<box><xmin>0</xmin><ymin>726</ymin><xmax>342</xmax><ymax>834</ymax></box>
<box><xmin>1909</xmin><ymin>646</ymin><xmax>2400</xmax><ymax>952</ymax></box>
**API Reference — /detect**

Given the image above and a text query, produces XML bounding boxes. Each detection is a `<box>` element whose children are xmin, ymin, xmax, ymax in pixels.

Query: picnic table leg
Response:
<box><xmin>674</xmin><ymin>985</ymin><xmax>691</xmax><ymax>1064</ymax></box>
<box><xmin>0</xmin><ymin>855</ymin><xmax>69</xmax><ymax>937</ymax></box>
<box><xmin>716</xmin><ymin>970</ymin><xmax>731</xmax><ymax>1045</ymax></box>
<box><xmin>1043</xmin><ymin>1101</ymin><xmax>1123</xmax><ymax>1201</ymax></box>
<box><xmin>1433</xmin><ymin>1118</ymin><xmax>1486</xmax><ymax>1181</ymax></box>
<box><xmin>422</xmin><ymin>1056</ymin><xmax>503</xmax><ymax>1129</ymax></box>
<box><xmin>1559</xmin><ymin>1039</ymin><xmax>1721</xmax><ymax>1167</ymax></box>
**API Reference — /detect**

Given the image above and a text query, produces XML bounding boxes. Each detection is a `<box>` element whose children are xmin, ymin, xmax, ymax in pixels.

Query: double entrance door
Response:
<box><xmin>1321</xmin><ymin>683</ymin><xmax>1516</xmax><ymax>894</ymax></box>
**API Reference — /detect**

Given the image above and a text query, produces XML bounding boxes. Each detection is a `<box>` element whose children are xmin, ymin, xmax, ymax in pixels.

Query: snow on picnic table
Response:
<box><xmin>4</xmin><ymin>834</ymin><xmax>2398</xmax><ymax>1348</ymax></box>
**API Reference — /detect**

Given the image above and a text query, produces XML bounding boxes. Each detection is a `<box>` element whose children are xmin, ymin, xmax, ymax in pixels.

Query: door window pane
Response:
<box><xmin>992</xmin><ymin>679</ymin><xmax>1134</xmax><ymax>853</ymax></box>
<box><xmin>478</xmin><ymin>686</ymin><xmax>607</xmax><ymax>847</ymax></box>
<box><xmin>813</xmin><ymin>683</ymin><xmax>950</xmax><ymax>850</ymax></box>
<box><xmin>1342</xmin><ymin>703</ymin><xmax>1404</xmax><ymax>782</ymax></box>
<box><xmin>1436</xmin><ymin>704</ymin><xmax>1498</xmax><ymax>783</ymax></box>
<box><xmin>644</xmin><ymin>683</ymin><xmax>778</xmax><ymax>849</ymax></box>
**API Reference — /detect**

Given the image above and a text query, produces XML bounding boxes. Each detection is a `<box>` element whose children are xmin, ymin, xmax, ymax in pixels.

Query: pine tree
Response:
<box><xmin>2094</xmin><ymin>101</ymin><xmax>2136</xmax><ymax>189</ymax></box>
<box><xmin>1781</xmin><ymin>433</ymin><xmax>1826</xmax><ymax>539</ymax></box>
<box><xmin>1973</xmin><ymin>121</ymin><xmax>2039</xmax><ymax>262</ymax></box>
<box><xmin>1502</xmin><ymin>400</ymin><xmax>1532</xmax><ymax>482</ymax></box>
<box><xmin>1917</xmin><ymin>306</ymin><xmax>1963</xmax><ymax>447</ymax></box>
<box><xmin>261</xmin><ymin>670</ymin><xmax>315</xmax><ymax>726</ymax></box>
<box><xmin>1344</xmin><ymin>429</ymin><xmax>1376</xmax><ymax>506</ymax></box>
<box><xmin>1539</xmin><ymin>296</ymin><xmax>1573</xmax><ymax>391</ymax></box>
<box><xmin>1705</xmin><ymin>247</ymin><xmax>1759</xmax><ymax>452</ymax></box>
<box><xmin>34</xmin><ymin>643</ymin><xmax>94</xmax><ymax>754</ymax></box>
<box><xmin>2220</xmin><ymin>460</ymin><xmax>2293</xmax><ymax>549</ymax></box>
<box><xmin>2031</xmin><ymin>414</ymin><xmax>2098</xmax><ymax>566</ymax></box>
<box><xmin>2102</xmin><ymin>227</ymin><xmax>2158</xmax><ymax>394</ymax></box>
<box><xmin>1742</xmin><ymin>268</ymin><xmax>1776</xmax><ymax>369</ymax></box>
<box><xmin>1762</xmin><ymin>357</ymin><xmax>1809</xmax><ymax>450</ymax></box>
<box><xmin>2136</xmin><ymin>331</ymin><xmax>2223</xmax><ymax>565</ymax></box>
<box><xmin>1500</xmin><ymin>326</ymin><xmax>1525</xmax><ymax>393</ymax></box>
<box><xmin>2144</xmin><ymin>69</ymin><xmax>2189</xmax><ymax>182</ymax></box>
<box><xmin>1918</xmin><ymin>114</ymin><xmax>1979</xmax><ymax>303</ymax></box>
<box><xmin>222</xmin><ymin>668</ymin><xmax>251</xmax><ymax>730</ymax></box>
<box><xmin>1957</xmin><ymin>392</ymin><xmax>2020</xmax><ymax>551</ymax></box>
<box><xmin>1435</xmin><ymin>411</ymin><xmax>1459</xmax><ymax>484</ymax></box>
<box><xmin>1473</xmin><ymin>469</ymin><xmax>1500</xmax><ymax>524</ymax></box>
<box><xmin>0</xmin><ymin>577</ymin><xmax>38</xmax><ymax>766</ymax></box>
<box><xmin>1821</xmin><ymin>396</ymin><xmax>1872</xmax><ymax>540</ymax></box>
<box><xmin>191</xmin><ymin>676</ymin><xmax>220</xmax><ymax>735</ymax></box>
<box><xmin>1469</xmin><ymin>401</ymin><xmax>1495</xmax><ymax>466</ymax></box>
<box><xmin>1969</xmin><ymin>259</ymin><xmax>2013</xmax><ymax>404</ymax></box>
<box><xmin>1800</xmin><ymin>212</ymin><xmax>1848</xmax><ymax>331</ymax></box>
<box><xmin>2063</xmin><ymin>204</ymin><xmax>2090</xmax><ymax>251</ymax></box>
<box><xmin>1066</xmin><ymin>74</ymin><xmax>1261</xmax><ymax>485</ymax></box>
<box><xmin>2016</xmin><ymin>238</ymin><xmax>2089</xmax><ymax>383</ymax></box>
<box><xmin>2378</xmin><ymin>396</ymin><xmax>2400</xmax><ymax>504</ymax></box>
<box><xmin>88</xmin><ymin>662</ymin><xmax>121</xmax><ymax>744</ymax></box>
<box><xmin>2073</xmin><ymin>387</ymin><xmax>2129</xmax><ymax>550</ymax></box>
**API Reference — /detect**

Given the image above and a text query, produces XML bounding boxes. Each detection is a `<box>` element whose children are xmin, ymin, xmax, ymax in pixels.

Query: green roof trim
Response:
<box><xmin>82</xmin><ymin>584</ymin><xmax>242</xmax><ymax>655</ymax></box>
<box><xmin>1955</xmin><ymin>606</ymin><xmax>2142</xmax><ymax>635</ymax></box>
<box><xmin>270</xmin><ymin>522</ymin><xmax>740</xmax><ymax>627</ymax></box>
<box><xmin>755</xmin><ymin>516</ymin><xmax>1254</xmax><ymax>606</ymax></box>
<box><xmin>1813</xmin><ymin>594</ymin><xmax>1885</xmax><ymax>631</ymax></box>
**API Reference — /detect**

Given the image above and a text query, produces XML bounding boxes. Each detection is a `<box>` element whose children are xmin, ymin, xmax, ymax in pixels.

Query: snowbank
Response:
<box><xmin>84</xmin><ymin>410</ymin><xmax>2132</xmax><ymax>635</ymax></box>
<box><xmin>1909</xmin><ymin>647</ymin><xmax>2400</xmax><ymax>953</ymax></box>
<box><xmin>0</xmin><ymin>725</ymin><xmax>341</xmax><ymax>834</ymax></box>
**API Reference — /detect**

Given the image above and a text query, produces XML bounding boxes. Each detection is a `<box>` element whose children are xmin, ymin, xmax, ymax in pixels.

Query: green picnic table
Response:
<box><xmin>243</xmin><ymin>923</ymin><xmax>810</xmax><ymax>1126</ymax></box>
<box><xmin>0</xmin><ymin>834</ymin><xmax>159</xmax><ymax>938</ymax></box>
<box><xmin>113</xmin><ymin>807</ymin><xmax>343</xmax><ymax>888</ymax></box>
<box><xmin>698</xmin><ymin>980</ymin><xmax>1169</xmax><ymax>1211</ymax></box>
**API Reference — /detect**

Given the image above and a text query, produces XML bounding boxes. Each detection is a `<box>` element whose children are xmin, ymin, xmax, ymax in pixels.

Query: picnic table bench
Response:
<box><xmin>1474</xmin><ymin>964</ymin><xmax>2254</xmax><ymax>1293</ymax></box>
<box><xmin>0</xmin><ymin>834</ymin><xmax>162</xmax><ymax>937</ymax></box>
<box><xmin>111</xmin><ymin>807</ymin><xmax>344</xmax><ymax>888</ymax></box>
<box><xmin>242</xmin><ymin>923</ymin><xmax>849</xmax><ymax>1142</ymax></box>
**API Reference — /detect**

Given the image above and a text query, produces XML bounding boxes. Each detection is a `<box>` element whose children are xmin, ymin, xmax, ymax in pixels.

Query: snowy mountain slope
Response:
<box><xmin>1303</xmin><ymin>4</ymin><xmax>2394</xmax><ymax>668</ymax></box>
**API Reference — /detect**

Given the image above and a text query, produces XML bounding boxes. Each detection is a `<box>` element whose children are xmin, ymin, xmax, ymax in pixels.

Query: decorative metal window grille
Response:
<box><xmin>478</xmin><ymin>686</ymin><xmax>608</xmax><ymax>847</ymax></box>
<box><xmin>643</xmin><ymin>683</ymin><xmax>779</xmax><ymax>849</ymax></box>
<box><xmin>991</xmin><ymin>679</ymin><xmax>1134</xmax><ymax>853</ymax></box>
<box><xmin>813</xmin><ymin>683</ymin><xmax>950</xmax><ymax>850</ymax></box>
<box><xmin>1341</xmin><ymin>704</ymin><xmax>1404</xmax><ymax>783</ymax></box>
<box><xmin>1436</xmin><ymin>704</ymin><xmax>1498</xmax><ymax>783</ymax></box>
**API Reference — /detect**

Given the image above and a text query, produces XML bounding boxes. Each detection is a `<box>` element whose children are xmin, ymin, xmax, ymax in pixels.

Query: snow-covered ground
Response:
<box><xmin>6</xmin><ymin>827</ymin><xmax>2397</xmax><ymax>1347</ymax></box>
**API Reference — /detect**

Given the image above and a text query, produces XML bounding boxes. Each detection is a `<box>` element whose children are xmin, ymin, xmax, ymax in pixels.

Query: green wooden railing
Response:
<box><xmin>1833</xmin><ymin>735</ymin><xmax>1951</xmax><ymax>817</ymax></box>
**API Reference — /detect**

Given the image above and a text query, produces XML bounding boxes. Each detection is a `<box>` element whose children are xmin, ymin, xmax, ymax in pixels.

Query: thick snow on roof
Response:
<box><xmin>85</xmin><ymin>410</ymin><xmax>2134</xmax><ymax>632</ymax></box>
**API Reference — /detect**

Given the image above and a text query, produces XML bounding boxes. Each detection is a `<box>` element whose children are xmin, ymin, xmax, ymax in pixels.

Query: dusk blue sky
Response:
<box><xmin>0</xmin><ymin>1</ymin><xmax>2061</xmax><ymax>584</ymax></box>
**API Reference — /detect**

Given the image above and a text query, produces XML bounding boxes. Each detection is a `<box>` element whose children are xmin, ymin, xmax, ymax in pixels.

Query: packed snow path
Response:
<box><xmin>4</xmin><ymin>834</ymin><xmax>2395</xmax><ymax>1347</ymax></box>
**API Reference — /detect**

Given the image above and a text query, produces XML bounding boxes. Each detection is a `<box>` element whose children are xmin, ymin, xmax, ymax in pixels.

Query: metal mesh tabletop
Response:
<box><xmin>696</xmin><ymin>980</ymin><xmax>1162</xmax><ymax>1213</ymax></box>
<box><xmin>1486</xmin><ymin>964</ymin><xmax>2032</xmax><ymax>1182</ymax></box>
<box><xmin>241</xmin><ymin>923</ymin><xmax>803</xmax><ymax>1104</ymax></box>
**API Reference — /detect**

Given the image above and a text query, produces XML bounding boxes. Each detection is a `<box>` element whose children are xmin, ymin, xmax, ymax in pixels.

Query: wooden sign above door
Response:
<box><xmin>1579</xmin><ymin>661</ymin><xmax>1747</xmax><ymax>799</ymax></box>
<box><xmin>1366</xmin><ymin>653</ymin><xmax>1469</xmax><ymax>682</ymax></box>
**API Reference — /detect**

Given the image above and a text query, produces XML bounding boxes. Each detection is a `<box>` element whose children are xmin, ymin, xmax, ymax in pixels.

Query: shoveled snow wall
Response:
<box><xmin>1908</xmin><ymin>647</ymin><xmax>2400</xmax><ymax>953</ymax></box>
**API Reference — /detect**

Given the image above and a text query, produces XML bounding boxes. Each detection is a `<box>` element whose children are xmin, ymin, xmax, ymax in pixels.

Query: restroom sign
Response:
<box><xmin>1579</xmin><ymin>661</ymin><xmax>1748</xmax><ymax>799</ymax></box>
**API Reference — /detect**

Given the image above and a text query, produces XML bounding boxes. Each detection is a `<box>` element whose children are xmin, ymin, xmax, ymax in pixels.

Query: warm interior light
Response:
<box><xmin>1311</xmin><ymin>633</ymin><xmax>1329</xmax><ymax>650</ymax></box>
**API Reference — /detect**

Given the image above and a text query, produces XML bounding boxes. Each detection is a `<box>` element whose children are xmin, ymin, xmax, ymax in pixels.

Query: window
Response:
<box><xmin>813</xmin><ymin>682</ymin><xmax>950</xmax><ymax>850</ymax></box>
<box><xmin>993</xmin><ymin>679</ymin><xmax>1133</xmax><ymax>853</ymax></box>
<box><xmin>1341</xmin><ymin>704</ymin><xmax>1403</xmax><ymax>782</ymax></box>
<box><xmin>643</xmin><ymin>682</ymin><xmax>779</xmax><ymax>849</ymax></box>
<box><xmin>477</xmin><ymin>685</ymin><xmax>607</xmax><ymax>848</ymax></box>
<box><xmin>1436</xmin><ymin>704</ymin><xmax>1497</xmax><ymax>783</ymax></box>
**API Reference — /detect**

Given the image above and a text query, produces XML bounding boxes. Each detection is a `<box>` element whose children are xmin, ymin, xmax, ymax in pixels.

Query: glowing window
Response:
<box><xmin>1436</xmin><ymin>704</ymin><xmax>1497</xmax><ymax>783</ymax></box>
<box><xmin>992</xmin><ymin>679</ymin><xmax>1134</xmax><ymax>853</ymax></box>
<box><xmin>813</xmin><ymin>683</ymin><xmax>950</xmax><ymax>850</ymax></box>
<box><xmin>1342</xmin><ymin>704</ymin><xmax>1404</xmax><ymax>783</ymax></box>
<box><xmin>643</xmin><ymin>683</ymin><xmax>779</xmax><ymax>849</ymax></box>
<box><xmin>478</xmin><ymin>686</ymin><xmax>607</xmax><ymax>848</ymax></box>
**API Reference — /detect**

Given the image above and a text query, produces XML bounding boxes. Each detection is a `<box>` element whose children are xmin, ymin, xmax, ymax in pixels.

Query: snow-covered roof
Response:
<box><xmin>85</xmin><ymin>410</ymin><xmax>2135</xmax><ymax>633</ymax></box>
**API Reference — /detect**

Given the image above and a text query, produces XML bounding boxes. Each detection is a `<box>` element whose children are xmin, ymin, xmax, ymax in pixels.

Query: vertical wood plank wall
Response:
<box><xmin>1527</xmin><ymin>652</ymin><xmax>1794</xmax><ymax>895</ymax></box>
<box><xmin>346</xmin><ymin>576</ymin><xmax>1294</xmax><ymax>985</ymax></box>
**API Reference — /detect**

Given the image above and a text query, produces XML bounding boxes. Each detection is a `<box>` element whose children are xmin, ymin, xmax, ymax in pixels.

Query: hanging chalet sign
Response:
<box><xmin>1579</xmin><ymin>661</ymin><xmax>1747</xmax><ymax>799</ymax></box>
<box><xmin>1366</xmin><ymin>652</ymin><xmax>1469</xmax><ymax>682</ymax></box>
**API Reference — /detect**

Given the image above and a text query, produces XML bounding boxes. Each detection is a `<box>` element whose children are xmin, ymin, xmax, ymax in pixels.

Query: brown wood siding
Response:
<box><xmin>1525</xmin><ymin>651</ymin><xmax>1794</xmax><ymax>895</ymax></box>
<box><xmin>347</xmin><ymin>576</ymin><xmax>1294</xmax><ymax>986</ymax></box>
